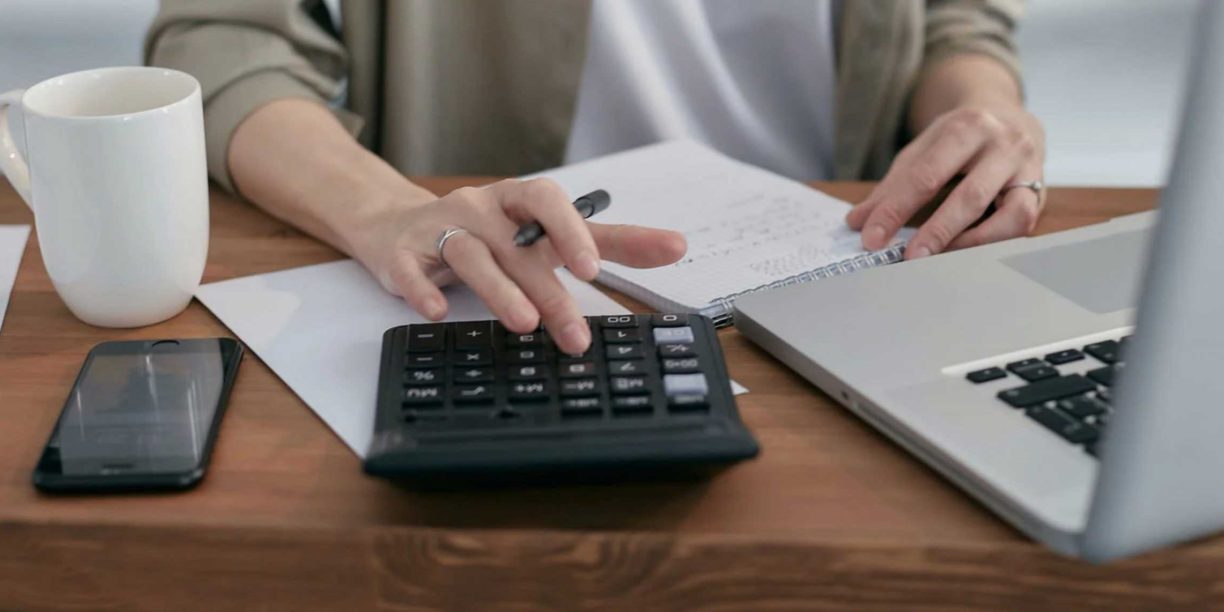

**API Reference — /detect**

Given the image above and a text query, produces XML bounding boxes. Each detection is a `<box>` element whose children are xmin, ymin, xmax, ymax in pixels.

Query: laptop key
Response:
<box><xmin>1044</xmin><ymin>349</ymin><xmax>1084</xmax><ymax>365</ymax></box>
<box><xmin>1087</xmin><ymin>365</ymin><xmax>1117</xmax><ymax>387</ymax></box>
<box><xmin>1006</xmin><ymin>358</ymin><xmax>1044</xmax><ymax>373</ymax></box>
<box><xmin>1027</xmin><ymin>405</ymin><xmax>1099</xmax><ymax>444</ymax></box>
<box><xmin>1084</xmin><ymin>340</ymin><xmax>1120</xmax><ymax>364</ymax></box>
<box><xmin>1014</xmin><ymin>364</ymin><xmax>1058</xmax><ymax>382</ymax></box>
<box><xmin>998</xmin><ymin>374</ymin><xmax>1097</xmax><ymax>408</ymax></box>
<box><xmin>1057</xmin><ymin>395</ymin><xmax>1108</xmax><ymax>419</ymax></box>
<box><xmin>966</xmin><ymin>367</ymin><xmax>1007</xmax><ymax>384</ymax></box>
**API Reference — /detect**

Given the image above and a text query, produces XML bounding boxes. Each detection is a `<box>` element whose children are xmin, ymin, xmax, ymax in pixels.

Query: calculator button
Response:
<box><xmin>560</xmin><ymin>378</ymin><xmax>600</xmax><ymax>397</ymax></box>
<box><xmin>455</xmin><ymin>321</ymin><xmax>492</xmax><ymax>348</ymax></box>
<box><xmin>509</xmin><ymin>365</ymin><xmax>548</xmax><ymax>380</ymax></box>
<box><xmin>407</xmin><ymin>324</ymin><xmax>445</xmax><ymax>352</ymax></box>
<box><xmin>507</xmin><ymin>332</ymin><xmax>545</xmax><ymax>347</ymax></box>
<box><xmin>455</xmin><ymin>349</ymin><xmax>492</xmax><ymax>365</ymax></box>
<box><xmin>403</xmin><ymin>385</ymin><xmax>443</xmax><ymax>405</ymax></box>
<box><xmin>603</xmin><ymin>328</ymin><xmax>641</xmax><ymax>343</ymax></box>
<box><xmin>558</xmin><ymin>345</ymin><xmax>595</xmax><ymax>362</ymax></box>
<box><xmin>454</xmin><ymin>367</ymin><xmax>494</xmax><ymax>383</ymax></box>
<box><xmin>600</xmin><ymin>315</ymin><xmax>638</xmax><ymax>328</ymax></box>
<box><xmin>605</xmin><ymin>344</ymin><xmax>643</xmax><ymax>360</ymax></box>
<box><xmin>406</xmin><ymin>352</ymin><xmax>444</xmax><ymax>367</ymax></box>
<box><xmin>653</xmin><ymin>326</ymin><xmax>695</xmax><ymax>345</ymax></box>
<box><xmin>610</xmin><ymin>376</ymin><xmax>649</xmax><ymax>395</ymax></box>
<box><xmin>508</xmin><ymin>348</ymin><xmax>548</xmax><ymax>364</ymax></box>
<box><xmin>662</xmin><ymin>357</ymin><xmax>700</xmax><ymax>374</ymax></box>
<box><xmin>651</xmin><ymin>314</ymin><xmax>688</xmax><ymax>327</ymax></box>
<box><xmin>452</xmin><ymin>384</ymin><xmax>494</xmax><ymax>404</ymax></box>
<box><xmin>561</xmin><ymin>397</ymin><xmax>604</xmax><ymax>417</ymax></box>
<box><xmin>404</xmin><ymin>368</ymin><xmax>442</xmax><ymax>385</ymax></box>
<box><xmin>612</xmin><ymin>395</ymin><xmax>653</xmax><ymax>415</ymax></box>
<box><xmin>509</xmin><ymin>381</ymin><xmax>550</xmax><ymax>400</ymax></box>
<box><xmin>663</xmin><ymin>373</ymin><xmax>708</xmax><ymax>396</ymax></box>
<box><xmin>668</xmin><ymin>394</ymin><xmax>708</xmax><ymax>412</ymax></box>
<box><xmin>658</xmin><ymin>344</ymin><xmax>696</xmax><ymax>358</ymax></box>
<box><xmin>559</xmin><ymin>362</ymin><xmax>597</xmax><ymax>378</ymax></box>
<box><xmin>609</xmin><ymin>360</ymin><xmax>644</xmax><ymax>375</ymax></box>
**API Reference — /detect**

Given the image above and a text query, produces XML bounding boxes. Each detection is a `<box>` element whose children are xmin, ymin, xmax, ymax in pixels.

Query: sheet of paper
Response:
<box><xmin>536</xmin><ymin>140</ymin><xmax>913</xmax><ymax>310</ymax></box>
<box><xmin>0</xmin><ymin>225</ymin><xmax>30</xmax><ymax>333</ymax></box>
<box><xmin>198</xmin><ymin>260</ymin><xmax>629</xmax><ymax>457</ymax></box>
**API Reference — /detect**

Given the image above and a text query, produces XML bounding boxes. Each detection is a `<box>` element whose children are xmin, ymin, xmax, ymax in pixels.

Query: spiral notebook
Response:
<box><xmin>538</xmin><ymin>140</ymin><xmax>914</xmax><ymax>327</ymax></box>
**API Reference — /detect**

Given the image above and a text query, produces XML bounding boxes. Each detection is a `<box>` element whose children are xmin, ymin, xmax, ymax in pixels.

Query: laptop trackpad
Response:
<box><xmin>1003</xmin><ymin>229</ymin><xmax>1148</xmax><ymax>314</ymax></box>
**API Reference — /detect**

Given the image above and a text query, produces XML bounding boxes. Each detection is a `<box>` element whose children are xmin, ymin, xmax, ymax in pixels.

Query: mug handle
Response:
<box><xmin>0</xmin><ymin>89</ymin><xmax>32</xmax><ymax>208</ymax></box>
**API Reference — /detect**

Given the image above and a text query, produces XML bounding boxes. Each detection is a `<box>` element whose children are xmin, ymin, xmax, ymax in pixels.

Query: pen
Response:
<box><xmin>513</xmin><ymin>189</ymin><xmax>611</xmax><ymax>247</ymax></box>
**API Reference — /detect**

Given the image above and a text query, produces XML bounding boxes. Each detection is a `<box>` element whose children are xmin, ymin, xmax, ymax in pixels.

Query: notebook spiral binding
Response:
<box><xmin>702</xmin><ymin>244</ymin><xmax>907</xmax><ymax>328</ymax></box>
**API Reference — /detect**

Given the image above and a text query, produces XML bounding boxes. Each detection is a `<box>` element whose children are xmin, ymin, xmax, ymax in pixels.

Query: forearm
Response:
<box><xmin>909</xmin><ymin>54</ymin><xmax>1023</xmax><ymax>135</ymax></box>
<box><xmin>227</xmin><ymin>98</ymin><xmax>436</xmax><ymax>258</ymax></box>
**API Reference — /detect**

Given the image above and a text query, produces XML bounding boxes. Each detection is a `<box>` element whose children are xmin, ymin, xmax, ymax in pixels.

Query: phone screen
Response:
<box><xmin>36</xmin><ymin>339</ymin><xmax>240</xmax><ymax>478</ymax></box>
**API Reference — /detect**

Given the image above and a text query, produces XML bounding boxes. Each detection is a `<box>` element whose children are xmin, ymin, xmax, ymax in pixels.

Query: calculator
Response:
<box><xmin>365</xmin><ymin>314</ymin><xmax>759</xmax><ymax>480</ymax></box>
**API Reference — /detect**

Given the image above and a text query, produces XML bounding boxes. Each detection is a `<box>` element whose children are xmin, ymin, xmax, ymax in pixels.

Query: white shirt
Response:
<box><xmin>565</xmin><ymin>0</ymin><xmax>838</xmax><ymax>181</ymax></box>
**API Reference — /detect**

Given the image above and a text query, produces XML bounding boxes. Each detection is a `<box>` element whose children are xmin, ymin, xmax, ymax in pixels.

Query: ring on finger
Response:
<box><xmin>1000</xmin><ymin>179</ymin><xmax>1046</xmax><ymax>207</ymax></box>
<box><xmin>435</xmin><ymin>227</ymin><xmax>468</xmax><ymax>269</ymax></box>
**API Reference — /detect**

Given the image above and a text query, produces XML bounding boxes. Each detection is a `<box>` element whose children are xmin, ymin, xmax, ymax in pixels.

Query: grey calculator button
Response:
<box><xmin>663</xmin><ymin>373</ymin><xmax>708</xmax><ymax>396</ymax></box>
<box><xmin>653</xmin><ymin>326</ymin><xmax>695</xmax><ymax>345</ymax></box>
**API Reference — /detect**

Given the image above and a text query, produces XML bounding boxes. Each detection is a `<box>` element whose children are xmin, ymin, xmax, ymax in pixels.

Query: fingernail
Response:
<box><xmin>909</xmin><ymin>245</ymin><xmax>932</xmax><ymax>259</ymax></box>
<box><xmin>574</xmin><ymin>252</ymin><xmax>600</xmax><ymax>279</ymax></box>
<box><xmin>560</xmin><ymin>320</ymin><xmax>590</xmax><ymax>352</ymax></box>
<box><xmin>863</xmin><ymin>225</ymin><xmax>886</xmax><ymax>248</ymax></box>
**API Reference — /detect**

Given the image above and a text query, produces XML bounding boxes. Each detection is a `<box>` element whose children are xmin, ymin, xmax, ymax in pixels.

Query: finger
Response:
<box><xmin>947</xmin><ymin>183</ymin><xmax>1043</xmax><ymax>250</ymax></box>
<box><xmin>496</xmin><ymin>178</ymin><xmax>601</xmax><ymax>281</ymax></box>
<box><xmin>588</xmin><ymin>223</ymin><xmax>687</xmax><ymax>268</ymax></box>
<box><xmin>387</xmin><ymin>254</ymin><xmax>448</xmax><ymax>321</ymax></box>
<box><xmin>859</xmin><ymin>110</ymin><xmax>998</xmax><ymax>249</ymax></box>
<box><xmin>906</xmin><ymin>147</ymin><xmax>1022</xmax><ymax>259</ymax></box>
<box><xmin>442</xmin><ymin>231</ymin><xmax>540</xmax><ymax>333</ymax></box>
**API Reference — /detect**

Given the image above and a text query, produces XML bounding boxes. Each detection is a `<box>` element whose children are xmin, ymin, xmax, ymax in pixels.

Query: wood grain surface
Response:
<box><xmin>3</xmin><ymin>179</ymin><xmax>1218</xmax><ymax>611</ymax></box>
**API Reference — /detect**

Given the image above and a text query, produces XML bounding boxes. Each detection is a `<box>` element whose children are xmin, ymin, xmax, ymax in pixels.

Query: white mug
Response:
<box><xmin>0</xmin><ymin>67</ymin><xmax>208</xmax><ymax>328</ymax></box>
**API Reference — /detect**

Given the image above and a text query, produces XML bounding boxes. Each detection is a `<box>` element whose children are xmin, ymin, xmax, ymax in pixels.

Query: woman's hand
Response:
<box><xmin>351</xmin><ymin>178</ymin><xmax>687</xmax><ymax>354</ymax></box>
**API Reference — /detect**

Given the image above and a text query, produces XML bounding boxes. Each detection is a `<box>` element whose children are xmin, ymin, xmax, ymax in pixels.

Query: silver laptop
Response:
<box><xmin>734</xmin><ymin>0</ymin><xmax>1224</xmax><ymax>563</ymax></box>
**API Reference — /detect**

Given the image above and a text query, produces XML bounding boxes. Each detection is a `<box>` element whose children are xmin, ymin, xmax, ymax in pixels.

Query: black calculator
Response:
<box><xmin>365</xmin><ymin>314</ymin><xmax>759</xmax><ymax>480</ymax></box>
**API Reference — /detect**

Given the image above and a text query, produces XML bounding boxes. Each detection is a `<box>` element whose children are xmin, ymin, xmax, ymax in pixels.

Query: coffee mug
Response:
<box><xmin>0</xmin><ymin>66</ymin><xmax>208</xmax><ymax>327</ymax></box>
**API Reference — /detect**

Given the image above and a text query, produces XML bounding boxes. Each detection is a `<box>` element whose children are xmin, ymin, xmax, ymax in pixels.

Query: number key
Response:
<box><xmin>600</xmin><ymin>315</ymin><xmax>637</xmax><ymax>328</ymax></box>
<box><xmin>509</xmin><ymin>365</ymin><xmax>548</xmax><ymax>380</ymax></box>
<box><xmin>560</xmin><ymin>362</ymin><xmax>596</xmax><ymax>378</ymax></box>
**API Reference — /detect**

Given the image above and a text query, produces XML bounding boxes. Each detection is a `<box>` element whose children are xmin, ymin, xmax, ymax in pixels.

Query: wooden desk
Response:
<box><xmin>1</xmin><ymin>180</ymin><xmax>1215</xmax><ymax>611</ymax></box>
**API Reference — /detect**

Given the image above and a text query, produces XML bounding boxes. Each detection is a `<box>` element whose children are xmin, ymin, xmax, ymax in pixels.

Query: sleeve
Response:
<box><xmin>923</xmin><ymin>0</ymin><xmax>1026</xmax><ymax>94</ymax></box>
<box><xmin>144</xmin><ymin>0</ymin><xmax>363</xmax><ymax>193</ymax></box>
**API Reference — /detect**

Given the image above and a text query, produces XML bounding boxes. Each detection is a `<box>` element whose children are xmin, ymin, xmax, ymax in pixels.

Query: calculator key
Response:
<box><xmin>403</xmin><ymin>385</ymin><xmax>443</xmax><ymax>405</ymax></box>
<box><xmin>455</xmin><ymin>349</ymin><xmax>492</xmax><ymax>366</ymax></box>
<box><xmin>508</xmin><ymin>348</ymin><xmax>547</xmax><ymax>364</ymax></box>
<box><xmin>455</xmin><ymin>321</ymin><xmax>492</xmax><ymax>348</ymax></box>
<box><xmin>507</xmin><ymin>332</ymin><xmax>545</xmax><ymax>347</ymax></box>
<box><xmin>1084</xmin><ymin>340</ymin><xmax>1120</xmax><ymax>364</ymax></box>
<box><xmin>558</xmin><ymin>345</ymin><xmax>595</xmax><ymax>362</ymax></box>
<box><xmin>605</xmin><ymin>344</ymin><xmax>643</xmax><ymax>360</ymax></box>
<box><xmin>406</xmin><ymin>352</ymin><xmax>444</xmax><ymax>367</ymax></box>
<box><xmin>560</xmin><ymin>378</ymin><xmax>600</xmax><ymax>397</ymax></box>
<box><xmin>603</xmin><ymin>328</ymin><xmax>641</xmax><ymax>343</ymax></box>
<box><xmin>609</xmin><ymin>360</ymin><xmax>644</xmax><ymax>375</ymax></box>
<box><xmin>610</xmin><ymin>376</ymin><xmax>649</xmax><ymax>395</ymax></box>
<box><xmin>966</xmin><ymin>367</ymin><xmax>1006</xmax><ymax>384</ymax></box>
<box><xmin>452</xmin><ymin>384</ymin><xmax>494</xmax><ymax>404</ymax></box>
<box><xmin>599</xmin><ymin>315</ymin><xmax>638</xmax><ymax>328</ymax></box>
<box><xmin>612</xmin><ymin>395</ymin><xmax>653</xmax><ymax>414</ymax></box>
<box><xmin>663</xmin><ymin>373</ymin><xmax>708</xmax><ymax>396</ymax></box>
<box><xmin>407</xmin><ymin>324</ymin><xmax>445</xmax><ymax>352</ymax></box>
<box><xmin>404</xmin><ymin>368</ymin><xmax>442</xmax><ymax>385</ymax></box>
<box><xmin>1044</xmin><ymin>349</ymin><xmax>1084</xmax><ymax>365</ymax></box>
<box><xmin>454</xmin><ymin>367</ymin><xmax>494</xmax><ymax>383</ymax></box>
<box><xmin>668</xmin><ymin>394</ymin><xmax>708</xmax><ymax>412</ymax></box>
<box><xmin>651</xmin><ymin>314</ymin><xmax>688</xmax><ymax>327</ymax></box>
<box><xmin>509</xmin><ymin>381</ymin><xmax>550</xmax><ymax>401</ymax></box>
<box><xmin>658</xmin><ymin>343</ymin><xmax>696</xmax><ymax>358</ymax></box>
<box><xmin>559</xmin><ymin>362</ymin><xmax>597</xmax><ymax>378</ymax></box>
<box><xmin>509</xmin><ymin>365</ymin><xmax>548</xmax><ymax>380</ymax></box>
<box><xmin>653</xmin><ymin>326</ymin><xmax>695</xmax><ymax>345</ymax></box>
<box><xmin>561</xmin><ymin>397</ymin><xmax>604</xmax><ymax>417</ymax></box>
<box><xmin>662</xmin><ymin>357</ymin><xmax>700</xmax><ymax>374</ymax></box>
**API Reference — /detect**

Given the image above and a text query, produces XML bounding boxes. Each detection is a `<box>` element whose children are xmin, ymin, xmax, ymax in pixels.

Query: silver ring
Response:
<box><xmin>1001</xmin><ymin>179</ymin><xmax>1046</xmax><ymax>205</ymax></box>
<box><xmin>435</xmin><ymin>228</ymin><xmax>467</xmax><ymax>268</ymax></box>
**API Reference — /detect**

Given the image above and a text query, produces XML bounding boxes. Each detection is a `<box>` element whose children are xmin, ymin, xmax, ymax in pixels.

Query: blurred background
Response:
<box><xmin>0</xmin><ymin>0</ymin><xmax>1197</xmax><ymax>187</ymax></box>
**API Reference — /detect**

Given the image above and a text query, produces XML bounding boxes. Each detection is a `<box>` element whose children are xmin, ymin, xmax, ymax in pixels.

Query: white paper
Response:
<box><xmin>196</xmin><ymin>259</ymin><xmax>636</xmax><ymax>457</ymax></box>
<box><xmin>0</xmin><ymin>225</ymin><xmax>30</xmax><ymax>333</ymax></box>
<box><xmin>731</xmin><ymin>380</ymin><xmax>748</xmax><ymax>395</ymax></box>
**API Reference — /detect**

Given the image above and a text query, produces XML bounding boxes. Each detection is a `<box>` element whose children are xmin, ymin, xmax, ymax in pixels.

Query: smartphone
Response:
<box><xmin>32</xmin><ymin>338</ymin><xmax>244</xmax><ymax>492</ymax></box>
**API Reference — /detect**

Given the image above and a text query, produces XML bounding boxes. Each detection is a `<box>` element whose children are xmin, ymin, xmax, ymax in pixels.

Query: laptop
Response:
<box><xmin>734</xmin><ymin>0</ymin><xmax>1224</xmax><ymax>563</ymax></box>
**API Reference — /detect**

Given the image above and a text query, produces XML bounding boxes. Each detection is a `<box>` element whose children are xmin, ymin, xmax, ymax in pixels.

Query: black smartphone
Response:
<box><xmin>32</xmin><ymin>338</ymin><xmax>244</xmax><ymax>492</ymax></box>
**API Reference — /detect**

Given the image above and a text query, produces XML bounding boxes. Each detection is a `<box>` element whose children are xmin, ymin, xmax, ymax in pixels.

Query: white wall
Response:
<box><xmin>0</xmin><ymin>0</ymin><xmax>1201</xmax><ymax>187</ymax></box>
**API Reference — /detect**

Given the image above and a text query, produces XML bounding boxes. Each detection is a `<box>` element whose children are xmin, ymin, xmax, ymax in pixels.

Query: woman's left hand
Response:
<box><xmin>846</xmin><ymin>104</ymin><xmax>1046</xmax><ymax>259</ymax></box>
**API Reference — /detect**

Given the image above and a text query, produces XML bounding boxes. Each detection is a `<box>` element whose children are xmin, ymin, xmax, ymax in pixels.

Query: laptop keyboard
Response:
<box><xmin>965</xmin><ymin>337</ymin><xmax>1129</xmax><ymax>457</ymax></box>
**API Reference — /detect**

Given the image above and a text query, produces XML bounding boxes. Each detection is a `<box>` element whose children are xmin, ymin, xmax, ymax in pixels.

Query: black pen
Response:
<box><xmin>513</xmin><ymin>189</ymin><xmax>611</xmax><ymax>247</ymax></box>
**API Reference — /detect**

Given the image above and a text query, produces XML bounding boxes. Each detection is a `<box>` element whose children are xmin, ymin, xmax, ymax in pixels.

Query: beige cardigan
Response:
<box><xmin>146</xmin><ymin>0</ymin><xmax>1024</xmax><ymax>194</ymax></box>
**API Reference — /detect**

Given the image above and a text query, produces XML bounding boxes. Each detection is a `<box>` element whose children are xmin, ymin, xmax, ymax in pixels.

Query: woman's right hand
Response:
<box><xmin>350</xmin><ymin>178</ymin><xmax>687</xmax><ymax>355</ymax></box>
